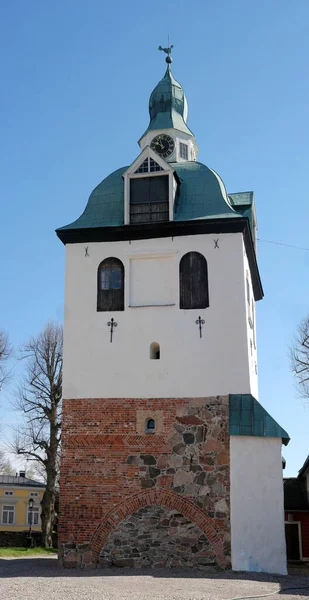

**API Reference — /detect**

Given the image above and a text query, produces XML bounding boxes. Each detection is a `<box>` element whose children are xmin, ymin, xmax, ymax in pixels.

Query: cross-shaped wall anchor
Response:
<box><xmin>214</xmin><ymin>239</ymin><xmax>219</xmax><ymax>249</ymax></box>
<box><xmin>107</xmin><ymin>318</ymin><xmax>118</xmax><ymax>343</ymax></box>
<box><xmin>85</xmin><ymin>247</ymin><xmax>89</xmax><ymax>257</ymax></box>
<box><xmin>195</xmin><ymin>316</ymin><xmax>205</xmax><ymax>338</ymax></box>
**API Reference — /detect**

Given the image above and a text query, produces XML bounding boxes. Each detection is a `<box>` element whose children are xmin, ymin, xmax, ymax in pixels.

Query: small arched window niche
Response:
<box><xmin>179</xmin><ymin>252</ymin><xmax>209</xmax><ymax>310</ymax></box>
<box><xmin>97</xmin><ymin>257</ymin><xmax>124</xmax><ymax>312</ymax></box>
<box><xmin>146</xmin><ymin>418</ymin><xmax>155</xmax><ymax>433</ymax></box>
<box><xmin>150</xmin><ymin>342</ymin><xmax>160</xmax><ymax>360</ymax></box>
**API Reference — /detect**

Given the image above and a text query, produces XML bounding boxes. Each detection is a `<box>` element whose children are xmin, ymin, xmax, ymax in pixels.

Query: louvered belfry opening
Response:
<box><xmin>130</xmin><ymin>175</ymin><xmax>169</xmax><ymax>224</ymax></box>
<box><xmin>97</xmin><ymin>257</ymin><xmax>124</xmax><ymax>311</ymax></box>
<box><xmin>179</xmin><ymin>252</ymin><xmax>209</xmax><ymax>310</ymax></box>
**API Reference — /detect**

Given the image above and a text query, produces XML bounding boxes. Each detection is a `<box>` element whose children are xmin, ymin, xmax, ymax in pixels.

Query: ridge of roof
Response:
<box><xmin>298</xmin><ymin>455</ymin><xmax>309</xmax><ymax>478</ymax></box>
<box><xmin>0</xmin><ymin>474</ymin><xmax>45</xmax><ymax>487</ymax></box>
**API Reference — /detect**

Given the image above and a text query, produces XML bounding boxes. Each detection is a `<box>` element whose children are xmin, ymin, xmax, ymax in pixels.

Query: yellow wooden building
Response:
<box><xmin>0</xmin><ymin>473</ymin><xmax>45</xmax><ymax>533</ymax></box>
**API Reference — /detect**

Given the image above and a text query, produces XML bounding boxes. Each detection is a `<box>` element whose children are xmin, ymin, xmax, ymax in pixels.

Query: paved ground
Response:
<box><xmin>0</xmin><ymin>557</ymin><xmax>309</xmax><ymax>600</ymax></box>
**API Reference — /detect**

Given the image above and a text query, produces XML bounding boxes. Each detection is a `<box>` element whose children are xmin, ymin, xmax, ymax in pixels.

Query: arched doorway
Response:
<box><xmin>91</xmin><ymin>489</ymin><xmax>225</xmax><ymax>568</ymax></box>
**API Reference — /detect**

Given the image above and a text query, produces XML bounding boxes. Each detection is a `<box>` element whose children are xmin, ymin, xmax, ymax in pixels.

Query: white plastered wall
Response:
<box><xmin>230</xmin><ymin>436</ymin><xmax>287</xmax><ymax>574</ymax></box>
<box><xmin>244</xmin><ymin>252</ymin><xmax>258</xmax><ymax>399</ymax></box>
<box><xmin>63</xmin><ymin>232</ymin><xmax>254</xmax><ymax>399</ymax></box>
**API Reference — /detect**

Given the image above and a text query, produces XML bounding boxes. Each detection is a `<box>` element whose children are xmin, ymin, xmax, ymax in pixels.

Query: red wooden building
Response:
<box><xmin>284</xmin><ymin>455</ymin><xmax>309</xmax><ymax>561</ymax></box>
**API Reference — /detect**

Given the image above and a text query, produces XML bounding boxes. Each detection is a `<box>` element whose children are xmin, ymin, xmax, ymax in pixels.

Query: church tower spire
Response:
<box><xmin>139</xmin><ymin>46</ymin><xmax>198</xmax><ymax>161</ymax></box>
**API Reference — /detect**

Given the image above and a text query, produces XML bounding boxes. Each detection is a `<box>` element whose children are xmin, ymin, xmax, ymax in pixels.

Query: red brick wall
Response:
<box><xmin>59</xmin><ymin>396</ymin><xmax>230</xmax><ymax>567</ymax></box>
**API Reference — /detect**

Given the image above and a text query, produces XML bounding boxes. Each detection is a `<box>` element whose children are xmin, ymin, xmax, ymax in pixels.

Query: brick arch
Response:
<box><xmin>91</xmin><ymin>488</ymin><xmax>225</xmax><ymax>566</ymax></box>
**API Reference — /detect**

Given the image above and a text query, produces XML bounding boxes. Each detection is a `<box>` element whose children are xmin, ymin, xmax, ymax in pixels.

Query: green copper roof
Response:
<box><xmin>229</xmin><ymin>192</ymin><xmax>253</xmax><ymax>208</ymax></box>
<box><xmin>58</xmin><ymin>167</ymin><xmax>127</xmax><ymax>230</ymax></box>
<box><xmin>172</xmin><ymin>162</ymin><xmax>237</xmax><ymax>221</ymax></box>
<box><xmin>229</xmin><ymin>394</ymin><xmax>290</xmax><ymax>445</ymax></box>
<box><xmin>228</xmin><ymin>192</ymin><xmax>255</xmax><ymax>232</ymax></box>
<box><xmin>57</xmin><ymin>161</ymin><xmax>247</xmax><ymax>233</ymax></box>
<box><xmin>57</xmin><ymin>161</ymin><xmax>257</xmax><ymax>234</ymax></box>
<box><xmin>140</xmin><ymin>66</ymin><xmax>193</xmax><ymax>139</ymax></box>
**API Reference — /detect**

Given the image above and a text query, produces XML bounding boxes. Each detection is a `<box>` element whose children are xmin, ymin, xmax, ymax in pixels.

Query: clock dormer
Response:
<box><xmin>138</xmin><ymin>60</ymin><xmax>199</xmax><ymax>163</ymax></box>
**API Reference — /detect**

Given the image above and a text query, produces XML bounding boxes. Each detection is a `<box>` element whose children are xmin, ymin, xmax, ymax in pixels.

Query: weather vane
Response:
<box><xmin>158</xmin><ymin>42</ymin><xmax>173</xmax><ymax>64</ymax></box>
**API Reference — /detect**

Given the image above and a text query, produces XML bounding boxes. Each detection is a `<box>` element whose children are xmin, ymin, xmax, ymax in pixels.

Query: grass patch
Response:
<box><xmin>0</xmin><ymin>546</ymin><xmax>57</xmax><ymax>557</ymax></box>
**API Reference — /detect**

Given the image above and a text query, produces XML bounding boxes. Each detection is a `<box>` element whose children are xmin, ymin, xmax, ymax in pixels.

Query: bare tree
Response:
<box><xmin>0</xmin><ymin>449</ymin><xmax>15</xmax><ymax>475</ymax></box>
<box><xmin>12</xmin><ymin>322</ymin><xmax>62</xmax><ymax>547</ymax></box>
<box><xmin>290</xmin><ymin>315</ymin><xmax>309</xmax><ymax>401</ymax></box>
<box><xmin>0</xmin><ymin>330</ymin><xmax>12</xmax><ymax>391</ymax></box>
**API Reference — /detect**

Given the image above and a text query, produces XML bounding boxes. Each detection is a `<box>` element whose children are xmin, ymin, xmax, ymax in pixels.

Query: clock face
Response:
<box><xmin>150</xmin><ymin>134</ymin><xmax>175</xmax><ymax>158</ymax></box>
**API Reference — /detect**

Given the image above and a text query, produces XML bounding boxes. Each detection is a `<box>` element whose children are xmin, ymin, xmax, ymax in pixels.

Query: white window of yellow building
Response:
<box><xmin>2</xmin><ymin>505</ymin><xmax>15</xmax><ymax>524</ymax></box>
<box><xmin>27</xmin><ymin>505</ymin><xmax>40</xmax><ymax>525</ymax></box>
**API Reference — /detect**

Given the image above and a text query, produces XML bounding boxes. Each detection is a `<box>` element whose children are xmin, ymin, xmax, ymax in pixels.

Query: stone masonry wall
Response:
<box><xmin>59</xmin><ymin>395</ymin><xmax>230</xmax><ymax>569</ymax></box>
<box><xmin>100</xmin><ymin>505</ymin><xmax>218</xmax><ymax>569</ymax></box>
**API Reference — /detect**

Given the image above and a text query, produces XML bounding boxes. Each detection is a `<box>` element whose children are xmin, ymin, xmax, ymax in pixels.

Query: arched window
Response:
<box><xmin>146</xmin><ymin>418</ymin><xmax>155</xmax><ymax>432</ymax></box>
<box><xmin>179</xmin><ymin>252</ymin><xmax>209</xmax><ymax>310</ymax></box>
<box><xmin>97</xmin><ymin>258</ymin><xmax>124</xmax><ymax>312</ymax></box>
<box><xmin>150</xmin><ymin>342</ymin><xmax>160</xmax><ymax>360</ymax></box>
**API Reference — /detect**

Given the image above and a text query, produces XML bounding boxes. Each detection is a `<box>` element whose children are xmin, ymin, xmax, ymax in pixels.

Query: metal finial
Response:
<box><xmin>158</xmin><ymin>44</ymin><xmax>173</xmax><ymax>64</ymax></box>
<box><xmin>107</xmin><ymin>317</ymin><xmax>118</xmax><ymax>343</ymax></box>
<box><xmin>195</xmin><ymin>316</ymin><xmax>205</xmax><ymax>339</ymax></box>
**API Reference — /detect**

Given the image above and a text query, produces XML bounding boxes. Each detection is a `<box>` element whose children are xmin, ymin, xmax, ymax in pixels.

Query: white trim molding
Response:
<box><xmin>285</xmin><ymin>520</ymin><xmax>303</xmax><ymax>561</ymax></box>
<box><xmin>122</xmin><ymin>146</ymin><xmax>177</xmax><ymax>225</ymax></box>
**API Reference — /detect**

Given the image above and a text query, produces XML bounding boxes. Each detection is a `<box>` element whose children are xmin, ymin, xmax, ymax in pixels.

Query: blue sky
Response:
<box><xmin>0</xmin><ymin>0</ymin><xmax>308</xmax><ymax>476</ymax></box>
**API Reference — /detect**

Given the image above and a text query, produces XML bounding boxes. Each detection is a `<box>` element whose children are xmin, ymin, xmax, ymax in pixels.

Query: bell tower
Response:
<box><xmin>57</xmin><ymin>49</ymin><xmax>289</xmax><ymax>574</ymax></box>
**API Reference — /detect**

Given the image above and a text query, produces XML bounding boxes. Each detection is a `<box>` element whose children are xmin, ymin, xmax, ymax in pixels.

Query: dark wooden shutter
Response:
<box><xmin>97</xmin><ymin>258</ymin><xmax>124</xmax><ymax>312</ymax></box>
<box><xmin>130</xmin><ymin>176</ymin><xmax>169</xmax><ymax>223</ymax></box>
<box><xmin>179</xmin><ymin>252</ymin><xmax>209</xmax><ymax>310</ymax></box>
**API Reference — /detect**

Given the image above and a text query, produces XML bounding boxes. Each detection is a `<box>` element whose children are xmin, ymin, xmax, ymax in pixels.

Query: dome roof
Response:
<box><xmin>141</xmin><ymin>66</ymin><xmax>193</xmax><ymax>138</ymax></box>
<box><xmin>172</xmin><ymin>162</ymin><xmax>236</xmax><ymax>221</ymax></box>
<box><xmin>58</xmin><ymin>167</ymin><xmax>127</xmax><ymax>230</ymax></box>
<box><xmin>57</xmin><ymin>161</ymin><xmax>242</xmax><ymax>233</ymax></box>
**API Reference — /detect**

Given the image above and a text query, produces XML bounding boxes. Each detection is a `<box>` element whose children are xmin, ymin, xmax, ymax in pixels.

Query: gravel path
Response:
<box><xmin>1</xmin><ymin>557</ymin><xmax>309</xmax><ymax>600</ymax></box>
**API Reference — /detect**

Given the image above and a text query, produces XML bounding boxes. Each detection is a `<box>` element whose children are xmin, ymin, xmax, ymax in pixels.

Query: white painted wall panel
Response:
<box><xmin>230</xmin><ymin>436</ymin><xmax>287</xmax><ymax>575</ymax></box>
<box><xmin>63</xmin><ymin>232</ymin><xmax>253</xmax><ymax>399</ymax></box>
<box><xmin>129</xmin><ymin>257</ymin><xmax>174</xmax><ymax>306</ymax></box>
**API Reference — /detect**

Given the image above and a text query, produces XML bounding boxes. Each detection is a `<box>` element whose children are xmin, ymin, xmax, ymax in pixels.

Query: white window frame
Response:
<box><xmin>285</xmin><ymin>520</ymin><xmax>303</xmax><ymax>561</ymax></box>
<box><xmin>27</xmin><ymin>505</ymin><xmax>40</xmax><ymax>526</ymax></box>
<box><xmin>2</xmin><ymin>504</ymin><xmax>15</xmax><ymax>525</ymax></box>
<box><xmin>134</xmin><ymin>157</ymin><xmax>164</xmax><ymax>174</ymax></box>
<box><xmin>29</xmin><ymin>491</ymin><xmax>39</xmax><ymax>498</ymax></box>
<box><xmin>123</xmin><ymin>147</ymin><xmax>176</xmax><ymax>225</ymax></box>
<box><xmin>179</xmin><ymin>141</ymin><xmax>188</xmax><ymax>160</ymax></box>
<box><xmin>4</xmin><ymin>490</ymin><xmax>14</xmax><ymax>496</ymax></box>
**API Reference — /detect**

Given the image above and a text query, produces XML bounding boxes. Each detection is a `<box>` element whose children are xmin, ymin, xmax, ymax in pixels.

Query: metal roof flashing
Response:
<box><xmin>229</xmin><ymin>394</ymin><xmax>290</xmax><ymax>446</ymax></box>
